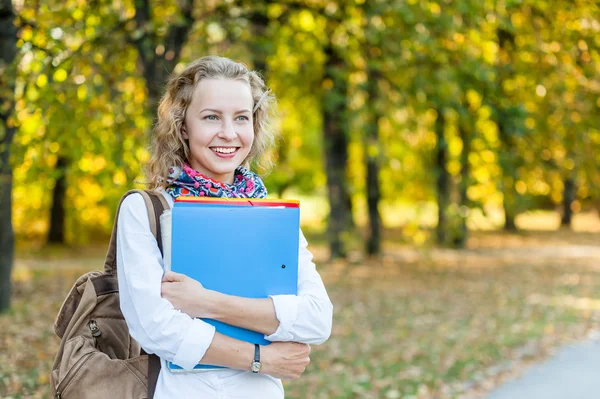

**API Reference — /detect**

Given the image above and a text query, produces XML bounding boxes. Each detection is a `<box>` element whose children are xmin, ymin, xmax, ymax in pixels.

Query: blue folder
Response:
<box><xmin>167</xmin><ymin>198</ymin><xmax>300</xmax><ymax>371</ymax></box>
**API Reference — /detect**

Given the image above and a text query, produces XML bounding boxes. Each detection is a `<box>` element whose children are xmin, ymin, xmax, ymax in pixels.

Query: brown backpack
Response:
<box><xmin>50</xmin><ymin>190</ymin><xmax>167</xmax><ymax>399</ymax></box>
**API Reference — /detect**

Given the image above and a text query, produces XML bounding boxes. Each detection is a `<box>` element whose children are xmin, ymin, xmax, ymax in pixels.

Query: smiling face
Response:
<box><xmin>182</xmin><ymin>78</ymin><xmax>254</xmax><ymax>184</ymax></box>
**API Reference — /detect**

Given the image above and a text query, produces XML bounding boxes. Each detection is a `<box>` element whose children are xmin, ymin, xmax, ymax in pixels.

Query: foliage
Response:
<box><xmin>7</xmin><ymin>0</ymin><xmax>600</xmax><ymax>246</ymax></box>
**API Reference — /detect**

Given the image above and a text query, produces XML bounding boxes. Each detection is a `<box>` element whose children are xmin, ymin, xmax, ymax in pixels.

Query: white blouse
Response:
<box><xmin>116</xmin><ymin>190</ymin><xmax>333</xmax><ymax>398</ymax></box>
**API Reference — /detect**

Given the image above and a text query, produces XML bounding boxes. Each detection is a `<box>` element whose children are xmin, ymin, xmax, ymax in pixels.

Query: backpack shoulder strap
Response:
<box><xmin>103</xmin><ymin>189</ymin><xmax>168</xmax><ymax>274</ymax></box>
<box><xmin>103</xmin><ymin>189</ymin><xmax>168</xmax><ymax>399</ymax></box>
<box><xmin>139</xmin><ymin>190</ymin><xmax>169</xmax><ymax>399</ymax></box>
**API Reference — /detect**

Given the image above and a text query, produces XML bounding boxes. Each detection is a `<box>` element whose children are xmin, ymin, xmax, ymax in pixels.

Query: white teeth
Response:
<box><xmin>212</xmin><ymin>147</ymin><xmax>237</xmax><ymax>154</ymax></box>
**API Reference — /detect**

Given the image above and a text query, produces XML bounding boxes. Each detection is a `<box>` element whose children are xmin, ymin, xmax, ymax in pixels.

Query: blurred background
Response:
<box><xmin>1</xmin><ymin>0</ymin><xmax>600</xmax><ymax>398</ymax></box>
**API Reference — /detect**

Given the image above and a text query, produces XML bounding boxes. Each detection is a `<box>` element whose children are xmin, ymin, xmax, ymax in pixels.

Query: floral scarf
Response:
<box><xmin>165</xmin><ymin>164</ymin><xmax>268</xmax><ymax>199</ymax></box>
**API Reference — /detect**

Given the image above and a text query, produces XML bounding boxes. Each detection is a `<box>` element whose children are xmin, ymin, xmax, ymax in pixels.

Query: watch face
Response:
<box><xmin>251</xmin><ymin>361</ymin><xmax>261</xmax><ymax>373</ymax></box>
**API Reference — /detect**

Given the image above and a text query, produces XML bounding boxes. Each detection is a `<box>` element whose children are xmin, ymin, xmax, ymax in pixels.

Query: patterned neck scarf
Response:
<box><xmin>165</xmin><ymin>164</ymin><xmax>268</xmax><ymax>199</ymax></box>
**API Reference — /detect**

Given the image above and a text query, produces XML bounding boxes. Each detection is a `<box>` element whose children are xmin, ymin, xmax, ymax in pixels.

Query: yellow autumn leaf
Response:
<box><xmin>53</xmin><ymin>68</ymin><xmax>67</xmax><ymax>82</ymax></box>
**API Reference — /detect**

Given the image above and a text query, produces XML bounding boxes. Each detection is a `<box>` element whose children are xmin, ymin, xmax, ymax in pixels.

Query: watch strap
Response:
<box><xmin>254</xmin><ymin>344</ymin><xmax>260</xmax><ymax>363</ymax></box>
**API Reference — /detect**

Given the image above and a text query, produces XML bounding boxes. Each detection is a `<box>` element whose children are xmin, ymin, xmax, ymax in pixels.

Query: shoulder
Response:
<box><xmin>120</xmin><ymin>192</ymin><xmax>146</xmax><ymax>213</ymax></box>
<box><xmin>120</xmin><ymin>190</ymin><xmax>173</xmax><ymax>213</ymax></box>
<box><xmin>118</xmin><ymin>192</ymin><xmax>151</xmax><ymax>231</ymax></box>
<box><xmin>118</xmin><ymin>190</ymin><xmax>173</xmax><ymax>230</ymax></box>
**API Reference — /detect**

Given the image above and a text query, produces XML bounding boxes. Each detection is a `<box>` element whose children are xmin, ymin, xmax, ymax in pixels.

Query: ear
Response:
<box><xmin>181</xmin><ymin>125</ymin><xmax>189</xmax><ymax>140</ymax></box>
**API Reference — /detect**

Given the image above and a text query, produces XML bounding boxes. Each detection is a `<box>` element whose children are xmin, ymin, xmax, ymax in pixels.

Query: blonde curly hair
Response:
<box><xmin>145</xmin><ymin>56</ymin><xmax>277</xmax><ymax>190</ymax></box>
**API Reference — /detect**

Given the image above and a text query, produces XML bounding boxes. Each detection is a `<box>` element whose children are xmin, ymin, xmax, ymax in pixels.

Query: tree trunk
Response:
<box><xmin>497</xmin><ymin>27</ymin><xmax>519</xmax><ymax>232</ymax></box>
<box><xmin>247</xmin><ymin>1</ymin><xmax>279</xmax><ymax>179</ymax></box>
<box><xmin>365</xmin><ymin>156</ymin><xmax>381</xmax><ymax>255</ymax></box>
<box><xmin>132</xmin><ymin>0</ymin><xmax>195</xmax><ymax>116</ymax></box>
<box><xmin>364</xmin><ymin>63</ymin><xmax>382</xmax><ymax>255</ymax></box>
<box><xmin>0</xmin><ymin>0</ymin><xmax>18</xmax><ymax>312</ymax></box>
<box><xmin>48</xmin><ymin>156</ymin><xmax>68</xmax><ymax>244</ymax></box>
<box><xmin>456</xmin><ymin>122</ymin><xmax>471</xmax><ymax>248</ymax></box>
<box><xmin>501</xmin><ymin>175</ymin><xmax>517</xmax><ymax>231</ymax></box>
<box><xmin>435</xmin><ymin>109</ymin><xmax>449</xmax><ymax>245</ymax></box>
<box><xmin>561</xmin><ymin>127</ymin><xmax>578</xmax><ymax>228</ymax></box>
<box><xmin>498</xmin><ymin>133</ymin><xmax>517</xmax><ymax>232</ymax></box>
<box><xmin>248</xmin><ymin>3</ymin><xmax>269</xmax><ymax>74</ymax></box>
<box><xmin>323</xmin><ymin>43</ymin><xmax>351</xmax><ymax>260</ymax></box>
<box><xmin>0</xmin><ymin>174</ymin><xmax>14</xmax><ymax>313</ymax></box>
<box><xmin>561</xmin><ymin>176</ymin><xmax>575</xmax><ymax>227</ymax></box>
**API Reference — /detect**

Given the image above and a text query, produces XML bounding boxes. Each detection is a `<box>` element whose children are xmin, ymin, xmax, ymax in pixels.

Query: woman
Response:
<box><xmin>116</xmin><ymin>56</ymin><xmax>333</xmax><ymax>398</ymax></box>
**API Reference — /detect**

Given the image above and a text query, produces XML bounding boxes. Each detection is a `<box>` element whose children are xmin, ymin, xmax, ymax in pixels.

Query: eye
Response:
<box><xmin>236</xmin><ymin>115</ymin><xmax>250</xmax><ymax>121</ymax></box>
<box><xmin>204</xmin><ymin>114</ymin><xmax>218</xmax><ymax>121</ymax></box>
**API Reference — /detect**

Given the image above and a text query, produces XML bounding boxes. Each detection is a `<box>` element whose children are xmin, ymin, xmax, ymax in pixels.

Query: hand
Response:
<box><xmin>260</xmin><ymin>342</ymin><xmax>311</xmax><ymax>380</ymax></box>
<box><xmin>161</xmin><ymin>271</ymin><xmax>219</xmax><ymax>318</ymax></box>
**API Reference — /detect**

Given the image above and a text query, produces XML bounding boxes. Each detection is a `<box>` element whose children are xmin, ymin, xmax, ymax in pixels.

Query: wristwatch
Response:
<box><xmin>250</xmin><ymin>344</ymin><xmax>261</xmax><ymax>373</ymax></box>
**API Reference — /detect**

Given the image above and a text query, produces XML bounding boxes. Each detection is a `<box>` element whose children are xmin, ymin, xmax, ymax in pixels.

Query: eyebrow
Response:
<box><xmin>200</xmin><ymin>108</ymin><xmax>251</xmax><ymax>114</ymax></box>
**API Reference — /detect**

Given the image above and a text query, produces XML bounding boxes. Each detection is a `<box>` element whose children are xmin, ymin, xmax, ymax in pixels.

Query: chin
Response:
<box><xmin>208</xmin><ymin>165</ymin><xmax>239</xmax><ymax>178</ymax></box>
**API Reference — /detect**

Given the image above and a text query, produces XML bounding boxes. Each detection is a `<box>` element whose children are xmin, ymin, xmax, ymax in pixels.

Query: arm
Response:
<box><xmin>199</xmin><ymin>333</ymin><xmax>311</xmax><ymax>381</ymax></box>
<box><xmin>162</xmin><ymin>229</ymin><xmax>333</xmax><ymax>344</ymax></box>
<box><xmin>204</xmin><ymin>246</ymin><xmax>334</xmax><ymax>341</ymax></box>
<box><xmin>264</xmin><ymin>229</ymin><xmax>334</xmax><ymax>345</ymax></box>
<box><xmin>118</xmin><ymin>193</ymin><xmax>312</xmax><ymax>377</ymax></box>
<box><xmin>197</xmin><ymin>292</ymin><xmax>281</xmax><ymax>336</ymax></box>
<box><xmin>116</xmin><ymin>194</ymin><xmax>215</xmax><ymax>370</ymax></box>
<box><xmin>197</xmin><ymin>332</ymin><xmax>254</xmax><ymax>369</ymax></box>
<box><xmin>159</xmin><ymin>272</ymin><xmax>280</xmax><ymax>335</ymax></box>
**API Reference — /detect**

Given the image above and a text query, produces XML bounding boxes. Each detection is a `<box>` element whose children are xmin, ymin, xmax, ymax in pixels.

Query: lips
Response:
<box><xmin>210</xmin><ymin>147</ymin><xmax>239</xmax><ymax>158</ymax></box>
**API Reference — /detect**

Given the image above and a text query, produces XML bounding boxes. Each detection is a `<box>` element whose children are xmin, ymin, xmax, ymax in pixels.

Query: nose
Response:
<box><xmin>218</xmin><ymin>119</ymin><xmax>237</xmax><ymax>141</ymax></box>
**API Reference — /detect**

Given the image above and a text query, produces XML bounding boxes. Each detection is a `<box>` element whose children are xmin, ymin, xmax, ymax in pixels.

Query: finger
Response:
<box><xmin>160</xmin><ymin>283</ymin><xmax>169</xmax><ymax>297</ymax></box>
<box><xmin>162</xmin><ymin>271</ymin><xmax>185</xmax><ymax>282</ymax></box>
<box><xmin>299</xmin><ymin>344</ymin><xmax>310</xmax><ymax>356</ymax></box>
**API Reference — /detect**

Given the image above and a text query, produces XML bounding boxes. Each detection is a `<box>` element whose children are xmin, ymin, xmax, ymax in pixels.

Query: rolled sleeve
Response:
<box><xmin>265</xmin><ymin>294</ymin><xmax>300</xmax><ymax>341</ymax></box>
<box><xmin>172</xmin><ymin>319</ymin><xmax>216</xmax><ymax>370</ymax></box>
<box><xmin>117</xmin><ymin>193</ymin><xmax>216</xmax><ymax>369</ymax></box>
<box><xmin>264</xmin><ymin>229</ymin><xmax>334</xmax><ymax>344</ymax></box>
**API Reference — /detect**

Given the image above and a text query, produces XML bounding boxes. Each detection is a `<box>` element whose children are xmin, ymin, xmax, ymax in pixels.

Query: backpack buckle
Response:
<box><xmin>88</xmin><ymin>320</ymin><xmax>102</xmax><ymax>337</ymax></box>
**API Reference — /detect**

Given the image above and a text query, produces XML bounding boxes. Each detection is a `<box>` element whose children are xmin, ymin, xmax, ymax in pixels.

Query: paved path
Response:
<box><xmin>486</xmin><ymin>336</ymin><xmax>600</xmax><ymax>399</ymax></box>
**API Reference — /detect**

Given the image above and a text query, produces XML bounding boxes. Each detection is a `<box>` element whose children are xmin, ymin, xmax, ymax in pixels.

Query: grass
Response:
<box><xmin>2</xmin><ymin>215</ymin><xmax>600</xmax><ymax>398</ymax></box>
<box><xmin>288</xmin><ymin>252</ymin><xmax>599</xmax><ymax>399</ymax></box>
